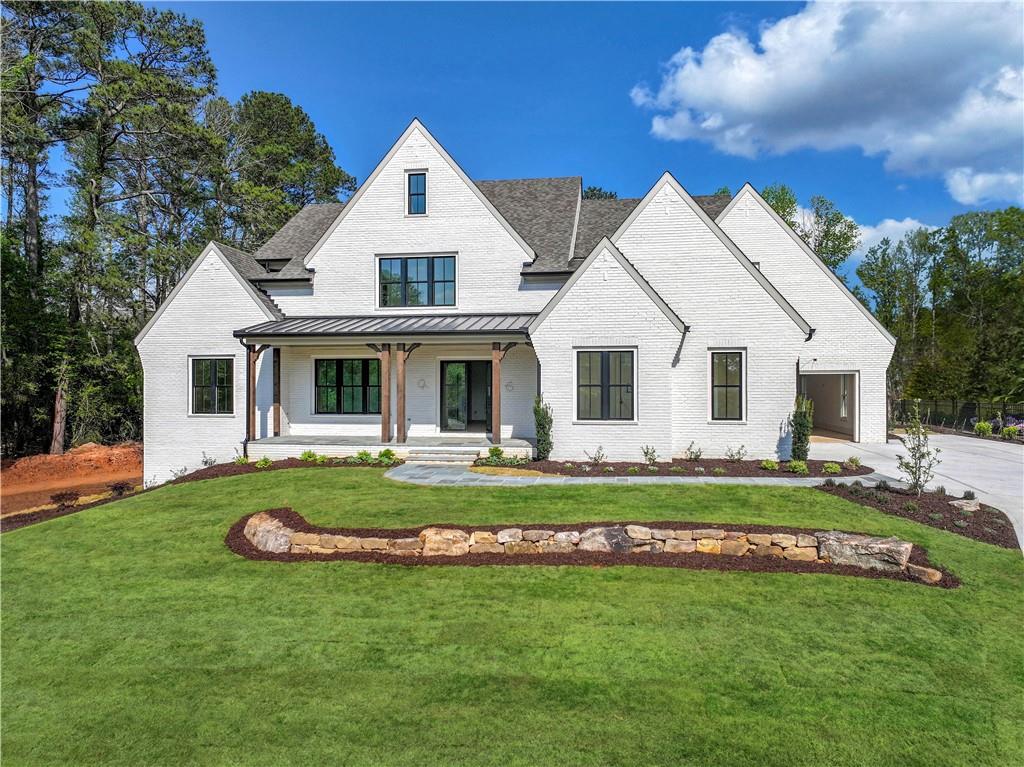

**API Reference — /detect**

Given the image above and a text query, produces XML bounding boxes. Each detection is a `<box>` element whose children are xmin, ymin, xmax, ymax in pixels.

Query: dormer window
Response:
<box><xmin>407</xmin><ymin>171</ymin><xmax>427</xmax><ymax>215</ymax></box>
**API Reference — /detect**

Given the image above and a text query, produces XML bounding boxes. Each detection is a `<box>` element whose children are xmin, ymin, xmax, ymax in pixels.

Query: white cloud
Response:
<box><xmin>945</xmin><ymin>167</ymin><xmax>1024</xmax><ymax>205</ymax></box>
<box><xmin>857</xmin><ymin>217</ymin><xmax>936</xmax><ymax>257</ymax></box>
<box><xmin>632</xmin><ymin>2</ymin><xmax>1024</xmax><ymax>205</ymax></box>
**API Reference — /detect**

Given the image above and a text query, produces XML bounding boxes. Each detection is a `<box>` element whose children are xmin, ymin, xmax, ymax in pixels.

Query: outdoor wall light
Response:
<box><xmin>417</xmin><ymin>378</ymin><xmax>426</xmax><ymax>389</ymax></box>
<box><xmin>505</xmin><ymin>383</ymin><xmax>514</xmax><ymax>392</ymax></box>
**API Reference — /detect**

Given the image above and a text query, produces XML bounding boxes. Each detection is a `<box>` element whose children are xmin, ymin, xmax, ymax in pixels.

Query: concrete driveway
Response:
<box><xmin>811</xmin><ymin>434</ymin><xmax>1023</xmax><ymax>547</ymax></box>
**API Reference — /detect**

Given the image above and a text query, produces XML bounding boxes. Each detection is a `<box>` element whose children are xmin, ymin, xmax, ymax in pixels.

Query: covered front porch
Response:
<box><xmin>234</xmin><ymin>313</ymin><xmax>539</xmax><ymax>460</ymax></box>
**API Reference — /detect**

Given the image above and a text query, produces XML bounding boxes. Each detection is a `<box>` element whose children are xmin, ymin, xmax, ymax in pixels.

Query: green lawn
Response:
<box><xmin>3</xmin><ymin>468</ymin><xmax>1022</xmax><ymax>767</ymax></box>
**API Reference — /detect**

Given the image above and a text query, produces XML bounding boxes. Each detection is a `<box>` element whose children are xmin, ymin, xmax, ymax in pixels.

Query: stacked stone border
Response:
<box><xmin>228</xmin><ymin>509</ymin><xmax>957</xmax><ymax>588</ymax></box>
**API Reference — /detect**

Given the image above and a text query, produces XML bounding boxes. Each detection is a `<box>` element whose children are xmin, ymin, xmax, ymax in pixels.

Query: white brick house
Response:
<box><xmin>135</xmin><ymin>119</ymin><xmax>895</xmax><ymax>485</ymax></box>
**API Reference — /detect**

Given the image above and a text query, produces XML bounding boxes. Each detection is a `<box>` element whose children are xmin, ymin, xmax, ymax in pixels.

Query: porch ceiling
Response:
<box><xmin>234</xmin><ymin>312</ymin><xmax>536</xmax><ymax>342</ymax></box>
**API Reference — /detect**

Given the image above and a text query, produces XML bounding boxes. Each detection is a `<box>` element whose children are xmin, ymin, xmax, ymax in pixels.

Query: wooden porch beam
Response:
<box><xmin>491</xmin><ymin>342</ymin><xmax>502</xmax><ymax>445</ymax></box>
<box><xmin>378</xmin><ymin>344</ymin><xmax>391</xmax><ymax>442</ymax></box>
<box><xmin>396</xmin><ymin>343</ymin><xmax>407</xmax><ymax>443</ymax></box>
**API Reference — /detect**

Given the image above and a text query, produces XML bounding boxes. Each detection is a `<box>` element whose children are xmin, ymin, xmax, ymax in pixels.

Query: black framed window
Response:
<box><xmin>378</xmin><ymin>256</ymin><xmax>455</xmax><ymax>307</ymax></box>
<box><xmin>407</xmin><ymin>172</ymin><xmax>426</xmax><ymax>215</ymax></box>
<box><xmin>192</xmin><ymin>358</ymin><xmax>233</xmax><ymax>414</ymax></box>
<box><xmin>315</xmin><ymin>359</ymin><xmax>380</xmax><ymax>414</ymax></box>
<box><xmin>576</xmin><ymin>350</ymin><xmax>634</xmax><ymax>421</ymax></box>
<box><xmin>711</xmin><ymin>351</ymin><xmax>743</xmax><ymax>420</ymax></box>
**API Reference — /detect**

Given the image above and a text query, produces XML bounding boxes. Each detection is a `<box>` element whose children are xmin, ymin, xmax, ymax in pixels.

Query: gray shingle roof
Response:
<box><xmin>213</xmin><ymin>242</ymin><xmax>283</xmax><ymax>318</ymax></box>
<box><xmin>235</xmin><ymin>312</ymin><xmax>536</xmax><ymax>338</ymax></box>
<box><xmin>475</xmin><ymin>177</ymin><xmax>581</xmax><ymax>273</ymax></box>
<box><xmin>228</xmin><ymin>187</ymin><xmax>734</xmax><ymax>289</ymax></box>
<box><xmin>254</xmin><ymin>202</ymin><xmax>347</xmax><ymax>281</ymax></box>
<box><xmin>570</xmin><ymin>194</ymin><xmax>733</xmax><ymax>264</ymax></box>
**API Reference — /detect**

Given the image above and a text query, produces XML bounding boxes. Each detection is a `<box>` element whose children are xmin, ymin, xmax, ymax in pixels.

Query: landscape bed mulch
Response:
<box><xmin>818</xmin><ymin>483</ymin><xmax>1019</xmax><ymax>549</ymax></box>
<box><xmin>0</xmin><ymin>459</ymin><xmax>398</xmax><ymax>533</ymax></box>
<box><xmin>225</xmin><ymin>508</ymin><xmax>958</xmax><ymax>588</ymax></box>
<box><xmin>522</xmin><ymin>458</ymin><xmax>874</xmax><ymax>478</ymax></box>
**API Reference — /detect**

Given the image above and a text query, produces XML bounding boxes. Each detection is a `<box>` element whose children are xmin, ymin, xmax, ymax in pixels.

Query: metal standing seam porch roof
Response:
<box><xmin>234</xmin><ymin>312</ymin><xmax>538</xmax><ymax>339</ymax></box>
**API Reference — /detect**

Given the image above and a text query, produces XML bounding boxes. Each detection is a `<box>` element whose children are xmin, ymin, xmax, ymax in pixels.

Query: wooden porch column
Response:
<box><xmin>272</xmin><ymin>348</ymin><xmax>281</xmax><ymax>436</ymax></box>
<box><xmin>396</xmin><ymin>343</ymin><xmax>407</xmax><ymax>443</ymax></box>
<box><xmin>379</xmin><ymin>344</ymin><xmax>391</xmax><ymax>442</ymax></box>
<box><xmin>491</xmin><ymin>342</ymin><xmax>501</xmax><ymax>445</ymax></box>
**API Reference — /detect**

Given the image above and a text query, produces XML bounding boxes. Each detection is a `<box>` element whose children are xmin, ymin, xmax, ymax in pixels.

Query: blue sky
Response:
<box><xmin>137</xmin><ymin>2</ymin><xmax>1022</xmax><ymax>272</ymax></box>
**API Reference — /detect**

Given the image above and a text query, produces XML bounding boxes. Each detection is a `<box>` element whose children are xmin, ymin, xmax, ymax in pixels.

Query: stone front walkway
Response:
<box><xmin>386</xmin><ymin>463</ymin><xmax>893</xmax><ymax>488</ymax></box>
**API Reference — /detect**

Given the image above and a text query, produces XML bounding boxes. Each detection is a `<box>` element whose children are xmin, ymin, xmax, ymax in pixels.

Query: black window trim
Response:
<box><xmin>710</xmin><ymin>349</ymin><xmax>745</xmax><ymax>422</ymax></box>
<box><xmin>574</xmin><ymin>348</ymin><xmax>636</xmax><ymax>422</ymax></box>
<box><xmin>406</xmin><ymin>170</ymin><xmax>427</xmax><ymax>216</ymax></box>
<box><xmin>377</xmin><ymin>254</ymin><xmax>456</xmax><ymax>308</ymax></box>
<box><xmin>314</xmin><ymin>358</ymin><xmax>382</xmax><ymax>415</ymax></box>
<box><xmin>190</xmin><ymin>356</ymin><xmax>234</xmax><ymax>416</ymax></box>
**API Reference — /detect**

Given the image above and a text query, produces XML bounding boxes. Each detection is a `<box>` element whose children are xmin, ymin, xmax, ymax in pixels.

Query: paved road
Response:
<box><xmin>812</xmin><ymin>434</ymin><xmax>1023</xmax><ymax>547</ymax></box>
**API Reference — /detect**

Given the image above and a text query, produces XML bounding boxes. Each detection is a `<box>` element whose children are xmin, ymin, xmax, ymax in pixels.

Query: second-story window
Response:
<box><xmin>379</xmin><ymin>256</ymin><xmax>456</xmax><ymax>307</ymax></box>
<box><xmin>407</xmin><ymin>172</ymin><xmax>426</xmax><ymax>215</ymax></box>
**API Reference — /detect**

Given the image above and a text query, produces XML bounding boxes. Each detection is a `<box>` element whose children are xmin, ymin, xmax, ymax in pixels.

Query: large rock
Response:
<box><xmin>771</xmin><ymin>534</ymin><xmax>797</xmax><ymax>548</ymax></box>
<box><xmin>949</xmin><ymin>498</ymin><xmax>980</xmax><ymax>512</ymax></box>
<box><xmin>360</xmin><ymin>537</ymin><xmax>389</xmax><ymax>550</ymax></box>
<box><xmin>752</xmin><ymin>544</ymin><xmax>784</xmax><ymax>558</ymax></box>
<box><xmin>553</xmin><ymin>531</ymin><xmax>581</xmax><ymax>545</ymax></box>
<box><xmin>496</xmin><ymin>528</ymin><xmax>523</xmax><ymax>544</ymax></box>
<box><xmin>664</xmin><ymin>539</ymin><xmax>697</xmax><ymax>554</ymax></box>
<box><xmin>692</xmin><ymin>528</ymin><xmax>725</xmax><ymax>540</ymax></box>
<box><xmin>522</xmin><ymin>529</ymin><xmax>555</xmax><ymax>542</ymax></box>
<box><xmin>470</xmin><ymin>531</ymin><xmax>497</xmax><ymax>545</ymax></box>
<box><xmin>696</xmin><ymin>538</ymin><xmax>721</xmax><ymax>554</ymax></box>
<box><xmin>244</xmin><ymin>512</ymin><xmax>294</xmax><ymax>553</ymax></box>
<box><xmin>419</xmin><ymin>527</ymin><xmax>471</xmax><ymax>556</ymax></box>
<box><xmin>815</xmin><ymin>531</ymin><xmax>913</xmax><ymax>572</ymax></box>
<box><xmin>797</xmin><ymin>534</ymin><xmax>818</xmax><ymax>548</ymax></box>
<box><xmin>720</xmin><ymin>540</ymin><xmax>750</xmax><ymax>556</ymax></box>
<box><xmin>625</xmin><ymin>525</ymin><xmax>652</xmax><ymax>540</ymax></box>
<box><xmin>470</xmin><ymin>543</ymin><xmax>505</xmax><ymax>554</ymax></box>
<box><xmin>539</xmin><ymin>540</ymin><xmax>575</xmax><ymax>554</ymax></box>
<box><xmin>783</xmin><ymin>547</ymin><xmax>818</xmax><ymax>562</ymax></box>
<box><xmin>505</xmin><ymin>540</ymin><xmax>540</xmax><ymax>555</ymax></box>
<box><xmin>320</xmin><ymin>534</ymin><xmax>362</xmax><ymax>550</ymax></box>
<box><xmin>651</xmin><ymin>529</ymin><xmax>675</xmax><ymax>540</ymax></box>
<box><xmin>388</xmin><ymin>538</ymin><xmax>423</xmax><ymax>552</ymax></box>
<box><xmin>747</xmin><ymin>533</ymin><xmax>773</xmax><ymax>547</ymax></box>
<box><xmin>578</xmin><ymin>526</ymin><xmax>634</xmax><ymax>553</ymax></box>
<box><xmin>907</xmin><ymin>563</ymin><xmax>943</xmax><ymax>584</ymax></box>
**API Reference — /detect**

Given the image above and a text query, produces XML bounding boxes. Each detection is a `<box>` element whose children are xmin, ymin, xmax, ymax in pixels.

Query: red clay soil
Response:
<box><xmin>225</xmin><ymin>508</ymin><xmax>959</xmax><ymax>589</ymax></box>
<box><xmin>0</xmin><ymin>458</ymin><xmax>397</xmax><ymax>533</ymax></box>
<box><xmin>818</xmin><ymin>482</ymin><xmax>1019</xmax><ymax>549</ymax></box>
<box><xmin>1</xmin><ymin>442</ymin><xmax>142</xmax><ymax>515</ymax></box>
<box><xmin>525</xmin><ymin>457</ymin><xmax>873</xmax><ymax>478</ymax></box>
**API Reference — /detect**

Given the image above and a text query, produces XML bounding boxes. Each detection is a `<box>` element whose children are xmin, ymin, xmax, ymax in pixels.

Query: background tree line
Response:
<box><xmin>3</xmin><ymin>3</ymin><xmax>1021</xmax><ymax>458</ymax></box>
<box><xmin>1</xmin><ymin>1</ymin><xmax>353</xmax><ymax>456</ymax></box>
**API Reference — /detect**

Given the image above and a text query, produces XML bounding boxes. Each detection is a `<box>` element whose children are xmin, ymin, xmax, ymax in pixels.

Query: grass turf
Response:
<box><xmin>2</xmin><ymin>468</ymin><xmax>1022</xmax><ymax>766</ymax></box>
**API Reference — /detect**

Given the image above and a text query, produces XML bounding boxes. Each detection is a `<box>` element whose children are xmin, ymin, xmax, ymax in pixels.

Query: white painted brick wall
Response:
<box><xmin>137</xmin><ymin>251</ymin><xmax>273</xmax><ymax>486</ymax></box>
<box><xmin>719</xmin><ymin>191</ymin><xmax>895</xmax><ymax>443</ymax></box>
<box><xmin>532</xmin><ymin>247</ymin><xmax>681</xmax><ymax>462</ymax></box>
<box><xmin>612</xmin><ymin>184</ymin><xmax>808</xmax><ymax>458</ymax></box>
<box><xmin>279</xmin><ymin>342</ymin><xmax>538</xmax><ymax>440</ymax></box>
<box><xmin>268</xmin><ymin>127</ymin><xmax>559</xmax><ymax>315</ymax></box>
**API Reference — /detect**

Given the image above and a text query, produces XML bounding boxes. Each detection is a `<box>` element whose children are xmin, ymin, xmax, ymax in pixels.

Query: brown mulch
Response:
<box><xmin>524</xmin><ymin>457</ymin><xmax>873</xmax><ymax>478</ymax></box>
<box><xmin>224</xmin><ymin>508</ymin><xmax>958</xmax><ymax>588</ymax></box>
<box><xmin>166</xmin><ymin>457</ymin><xmax>401</xmax><ymax>485</ymax></box>
<box><xmin>0</xmin><ymin>458</ymin><xmax>399</xmax><ymax>533</ymax></box>
<box><xmin>818</xmin><ymin>483</ymin><xmax>1019</xmax><ymax>549</ymax></box>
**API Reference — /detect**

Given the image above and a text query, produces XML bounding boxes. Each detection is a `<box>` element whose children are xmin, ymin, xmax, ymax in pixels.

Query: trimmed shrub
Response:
<box><xmin>902</xmin><ymin>501</ymin><xmax>919</xmax><ymax>513</ymax></box>
<box><xmin>822</xmin><ymin>462</ymin><xmax>841</xmax><ymax>475</ymax></box>
<box><xmin>299</xmin><ymin>450</ymin><xmax>318</xmax><ymax>462</ymax></box>
<box><xmin>354</xmin><ymin>450</ymin><xmax>374</xmax><ymax>464</ymax></box>
<box><xmin>821</xmin><ymin>477</ymin><xmax>836</xmax><ymax>487</ymax></box>
<box><xmin>788</xmin><ymin>460</ymin><xmax>809</xmax><ymax>476</ymax></box>
<box><xmin>233</xmin><ymin>455</ymin><xmax>249</xmax><ymax>465</ymax></box>
<box><xmin>844</xmin><ymin>456</ymin><xmax>861</xmax><ymax>469</ymax></box>
<box><xmin>626</xmin><ymin>466</ymin><xmax>640</xmax><ymax>475</ymax></box>
<box><xmin>255</xmin><ymin>456</ymin><xmax>272</xmax><ymax>469</ymax></box>
<box><xmin>669</xmin><ymin>466</ymin><xmax>685</xmax><ymax>474</ymax></box>
<box><xmin>646</xmin><ymin>465</ymin><xmax>659</xmax><ymax>473</ymax></box>
<box><xmin>533</xmin><ymin>397</ymin><xmax>553</xmax><ymax>460</ymax></box>
<box><xmin>974</xmin><ymin>421</ymin><xmax>993</xmax><ymax>436</ymax></box>
<box><xmin>693</xmin><ymin>466</ymin><xmax>706</xmax><ymax>474</ymax></box>
<box><xmin>790</xmin><ymin>395</ymin><xmax>814</xmax><ymax>461</ymax></box>
<box><xmin>377</xmin><ymin>448</ymin><xmax>398</xmax><ymax>466</ymax></box>
<box><xmin>759</xmin><ymin>459</ymin><xmax>779</xmax><ymax>471</ymax></box>
<box><xmin>963</xmin><ymin>490</ymin><xmax>976</xmax><ymax>500</ymax></box>
<box><xmin>712</xmin><ymin>467</ymin><xmax>726</xmax><ymax>476</ymax></box>
<box><xmin>1001</xmin><ymin>425</ymin><xmax>1019</xmax><ymax>440</ymax></box>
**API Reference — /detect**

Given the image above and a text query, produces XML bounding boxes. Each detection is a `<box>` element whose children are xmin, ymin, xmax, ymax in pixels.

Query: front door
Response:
<box><xmin>441</xmin><ymin>361</ymin><xmax>491</xmax><ymax>431</ymax></box>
